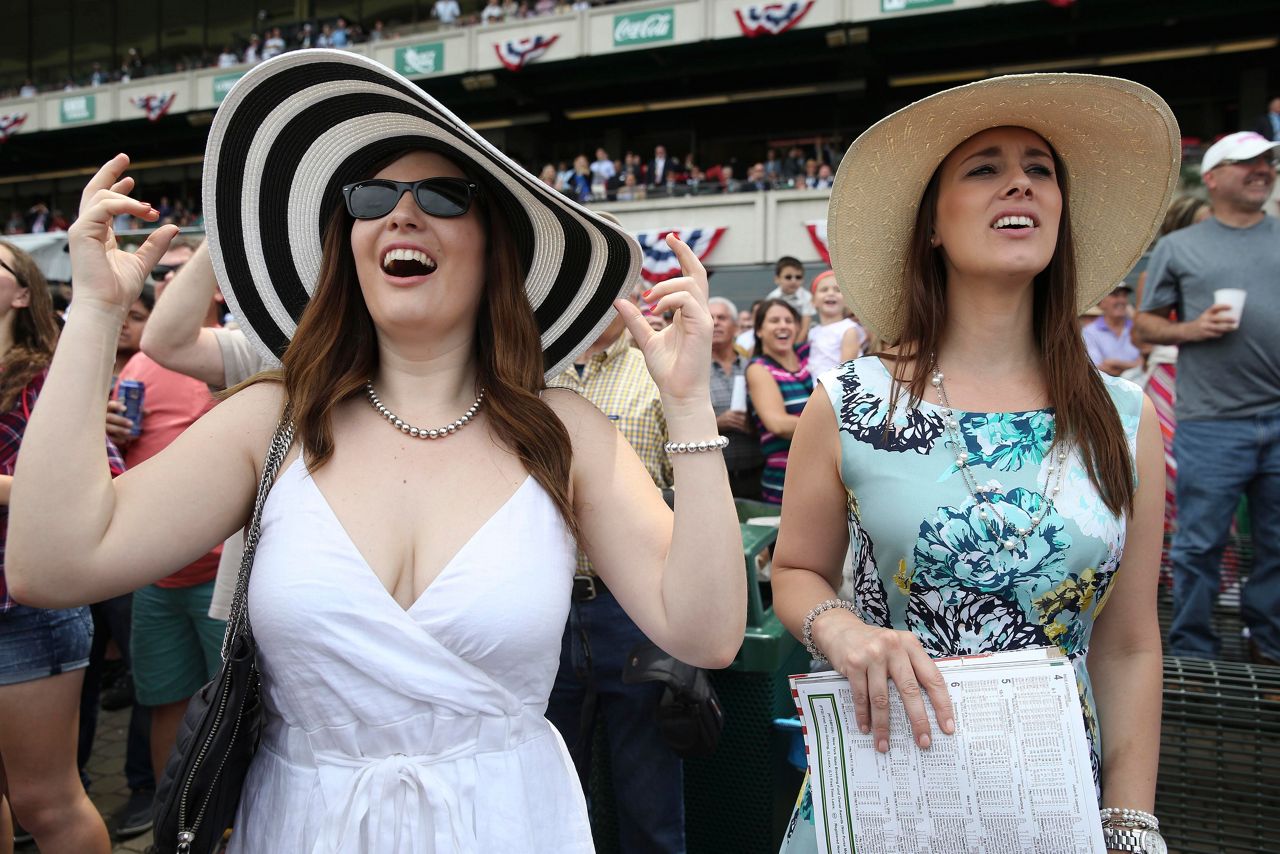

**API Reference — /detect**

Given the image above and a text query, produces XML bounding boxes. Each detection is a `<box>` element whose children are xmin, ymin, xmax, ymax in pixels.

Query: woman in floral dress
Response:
<box><xmin>773</xmin><ymin>74</ymin><xmax>1179</xmax><ymax>853</ymax></box>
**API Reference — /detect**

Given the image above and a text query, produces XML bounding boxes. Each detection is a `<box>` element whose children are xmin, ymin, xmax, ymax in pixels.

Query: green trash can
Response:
<box><xmin>682</xmin><ymin>500</ymin><xmax>807</xmax><ymax>854</ymax></box>
<box><xmin>586</xmin><ymin>499</ymin><xmax>808</xmax><ymax>854</ymax></box>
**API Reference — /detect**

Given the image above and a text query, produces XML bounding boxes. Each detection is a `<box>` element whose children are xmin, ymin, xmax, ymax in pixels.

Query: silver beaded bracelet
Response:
<box><xmin>802</xmin><ymin>598</ymin><xmax>858</xmax><ymax>661</ymax></box>
<box><xmin>1099</xmin><ymin>808</ymin><xmax>1159</xmax><ymax>830</ymax></box>
<box><xmin>664</xmin><ymin>436</ymin><xmax>730</xmax><ymax>454</ymax></box>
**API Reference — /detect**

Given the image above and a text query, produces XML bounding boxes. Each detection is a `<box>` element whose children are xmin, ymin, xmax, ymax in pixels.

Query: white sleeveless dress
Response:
<box><xmin>228</xmin><ymin>456</ymin><xmax>592</xmax><ymax>853</ymax></box>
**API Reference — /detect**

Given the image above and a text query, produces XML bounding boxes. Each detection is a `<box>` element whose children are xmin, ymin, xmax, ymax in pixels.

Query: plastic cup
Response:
<box><xmin>1214</xmin><ymin>288</ymin><xmax>1247</xmax><ymax>324</ymax></box>
<box><xmin>730</xmin><ymin>375</ymin><xmax>748</xmax><ymax>412</ymax></box>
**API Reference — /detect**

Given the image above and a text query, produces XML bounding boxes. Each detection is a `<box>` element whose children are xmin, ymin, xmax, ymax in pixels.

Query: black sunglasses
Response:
<box><xmin>342</xmin><ymin>177</ymin><xmax>480</xmax><ymax>220</ymax></box>
<box><xmin>149</xmin><ymin>262</ymin><xmax>185</xmax><ymax>283</ymax></box>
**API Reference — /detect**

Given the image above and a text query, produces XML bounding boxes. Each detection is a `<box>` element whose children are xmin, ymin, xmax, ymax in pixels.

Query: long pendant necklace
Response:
<box><xmin>365</xmin><ymin>382</ymin><xmax>484</xmax><ymax>439</ymax></box>
<box><xmin>930</xmin><ymin>366</ymin><xmax>1067</xmax><ymax>551</ymax></box>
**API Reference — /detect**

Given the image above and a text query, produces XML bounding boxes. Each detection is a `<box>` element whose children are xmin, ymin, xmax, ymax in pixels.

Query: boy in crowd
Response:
<box><xmin>765</xmin><ymin>256</ymin><xmax>813</xmax><ymax>342</ymax></box>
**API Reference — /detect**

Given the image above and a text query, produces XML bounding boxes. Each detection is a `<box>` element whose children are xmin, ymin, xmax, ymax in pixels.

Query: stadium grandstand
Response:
<box><xmin>1</xmin><ymin>0</ymin><xmax>1277</xmax><ymax>299</ymax></box>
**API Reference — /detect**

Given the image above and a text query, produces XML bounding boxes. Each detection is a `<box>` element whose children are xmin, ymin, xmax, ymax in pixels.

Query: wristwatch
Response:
<box><xmin>1103</xmin><ymin>827</ymin><xmax>1168</xmax><ymax>854</ymax></box>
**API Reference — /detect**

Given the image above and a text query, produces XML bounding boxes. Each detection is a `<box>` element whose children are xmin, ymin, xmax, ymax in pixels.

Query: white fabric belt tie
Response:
<box><xmin>312</xmin><ymin>747</ymin><xmax>476</xmax><ymax>854</ymax></box>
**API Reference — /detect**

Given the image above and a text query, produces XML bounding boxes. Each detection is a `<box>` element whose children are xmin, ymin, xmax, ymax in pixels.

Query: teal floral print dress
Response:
<box><xmin>779</xmin><ymin>356</ymin><xmax>1144</xmax><ymax>853</ymax></box>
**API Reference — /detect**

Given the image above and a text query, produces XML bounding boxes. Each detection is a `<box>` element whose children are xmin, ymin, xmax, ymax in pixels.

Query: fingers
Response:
<box><xmin>847</xmin><ymin>661</ymin><xmax>872</xmax><ymax>735</ymax></box>
<box><xmin>77</xmin><ymin>191</ymin><xmax>158</xmax><ymax>233</ymax></box>
<box><xmin>134</xmin><ymin>225</ymin><xmax>182</xmax><ymax>273</ymax></box>
<box><xmin>664</xmin><ymin>234</ymin><xmax>708</xmax><ymax>296</ymax></box>
<box><xmin>838</xmin><ymin>630</ymin><xmax>952</xmax><ymax>754</ymax></box>
<box><xmin>649</xmin><ymin>289</ymin><xmax>703</xmax><ymax>321</ymax></box>
<box><xmin>80</xmin><ymin>154</ymin><xmax>130</xmax><ymax>214</ymax></box>
<box><xmin>105</xmin><ymin>416</ymin><xmax>134</xmax><ymax>445</ymax></box>
<box><xmin>644</xmin><ymin>275</ymin><xmax>710</xmax><ymax>327</ymax></box>
<box><xmin>908</xmin><ymin>645</ymin><xmax>956</xmax><ymax>736</ymax></box>
<box><xmin>613</xmin><ymin>298</ymin><xmax>654</xmax><ymax>350</ymax></box>
<box><xmin>889</xmin><ymin>652</ymin><xmax>932</xmax><ymax>749</ymax></box>
<box><xmin>865</xmin><ymin>658</ymin><xmax>892</xmax><ymax>753</ymax></box>
<box><xmin>642</xmin><ymin>275</ymin><xmax>701</xmax><ymax>306</ymax></box>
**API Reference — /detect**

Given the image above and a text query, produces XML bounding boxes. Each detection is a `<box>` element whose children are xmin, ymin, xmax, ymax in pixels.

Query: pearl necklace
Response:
<box><xmin>365</xmin><ymin>382</ymin><xmax>484</xmax><ymax>439</ymax></box>
<box><xmin>930</xmin><ymin>366</ymin><xmax>1067</xmax><ymax>551</ymax></box>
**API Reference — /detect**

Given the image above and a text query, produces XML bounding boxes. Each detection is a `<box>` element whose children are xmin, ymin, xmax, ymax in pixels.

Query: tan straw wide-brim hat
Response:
<box><xmin>828</xmin><ymin>73</ymin><xmax>1180</xmax><ymax>344</ymax></box>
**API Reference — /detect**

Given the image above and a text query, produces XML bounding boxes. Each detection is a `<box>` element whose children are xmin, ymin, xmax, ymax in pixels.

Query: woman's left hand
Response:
<box><xmin>616</xmin><ymin>234</ymin><xmax>712</xmax><ymax>405</ymax></box>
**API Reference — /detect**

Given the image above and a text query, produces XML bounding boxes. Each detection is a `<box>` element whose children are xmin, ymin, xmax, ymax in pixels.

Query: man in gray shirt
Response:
<box><xmin>708</xmin><ymin>297</ymin><xmax>763</xmax><ymax>499</ymax></box>
<box><xmin>1136</xmin><ymin>131</ymin><xmax>1280</xmax><ymax>663</ymax></box>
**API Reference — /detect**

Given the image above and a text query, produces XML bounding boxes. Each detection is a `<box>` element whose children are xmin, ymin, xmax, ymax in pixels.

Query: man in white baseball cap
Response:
<box><xmin>1136</xmin><ymin>129</ymin><xmax>1280</xmax><ymax>664</ymax></box>
<box><xmin>1199</xmin><ymin>130</ymin><xmax>1280</xmax><ymax>173</ymax></box>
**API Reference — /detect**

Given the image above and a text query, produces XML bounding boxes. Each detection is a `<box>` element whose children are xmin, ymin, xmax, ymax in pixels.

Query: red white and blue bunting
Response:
<box><xmin>494</xmin><ymin>34</ymin><xmax>560</xmax><ymax>71</ymax></box>
<box><xmin>804</xmin><ymin>220</ymin><xmax>830</xmax><ymax>264</ymax></box>
<box><xmin>734</xmin><ymin>1</ymin><xmax>815</xmax><ymax>38</ymax></box>
<box><xmin>0</xmin><ymin>112</ymin><xmax>28</xmax><ymax>143</ymax></box>
<box><xmin>633</xmin><ymin>227</ymin><xmax>727</xmax><ymax>283</ymax></box>
<box><xmin>130</xmin><ymin>92</ymin><xmax>177</xmax><ymax>122</ymax></box>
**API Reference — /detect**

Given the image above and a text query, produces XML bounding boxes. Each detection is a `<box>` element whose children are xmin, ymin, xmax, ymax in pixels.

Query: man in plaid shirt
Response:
<box><xmin>545</xmin><ymin>303</ymin><xmax>687</xmax><ymax>853</ymax></box>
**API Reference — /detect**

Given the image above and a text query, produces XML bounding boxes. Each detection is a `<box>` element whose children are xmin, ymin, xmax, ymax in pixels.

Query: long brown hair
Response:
<box><xmin>252</xmin><ymin>157</ymin><xmax>578</xmax><ymax>536</ymax></box>
<box><xmin>885</xmin><ymin>147</ymin><xmax>1135</xmax><ymax>518</ymax></box>
<box><xmin>0</xmin><ymin>241</ymin><xmax>60</xmax><ymax>412</ymax></box>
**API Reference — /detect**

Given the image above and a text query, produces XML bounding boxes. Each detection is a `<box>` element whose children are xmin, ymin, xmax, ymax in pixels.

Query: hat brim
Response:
<box><xmin>203</xmin><ymin>49</ymin><xmax>641</xmax><ymax>380</ymax></box>
<box><xmin>828</xmin><ymin>73</ymin><xmax>1180</xmax><ymax>344</ymax></box>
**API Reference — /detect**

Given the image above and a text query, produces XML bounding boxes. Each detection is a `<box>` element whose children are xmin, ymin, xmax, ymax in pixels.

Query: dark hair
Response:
<box><xmin>774</xmin><ymin>256</ymin><xmax>803</xmax><ymax>276</ymax></box>
<box><xmin>885</xmin><ymin>143</ymin><xmax>1135</xmax><ymax>519</ymax></box>
<box><xmin>752</xmin><ymin>297</ymin><xmax>800</xmax><ymax>358</ymax></box>
<box><xmin>135</xmin><ymin>284</ymin><xmax>156</xmax><ymax>312</ymax></box>
<box><xmin>0</xmin><ymin>241</ymin><xmax>60</xmax><ymax>412</ymax></box>
<box><xmin>240</xmin><ymin>151</ymin><xmax>578</xmax><ymax>537</ymax></box>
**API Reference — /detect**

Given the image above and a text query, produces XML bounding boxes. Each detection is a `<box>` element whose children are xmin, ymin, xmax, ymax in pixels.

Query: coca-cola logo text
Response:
<box><xmin>613</xmin><ymin>9</ymin><xmax>675</xmax><ymax>46</ymax></box>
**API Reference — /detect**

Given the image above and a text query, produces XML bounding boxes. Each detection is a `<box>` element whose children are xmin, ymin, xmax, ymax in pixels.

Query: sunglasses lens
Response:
<box><xmin>415</xmin><ymin>179</ymin><xmax>473</xmax><ymax>217</ymax></box>
<box><xmin>150</xmin><ymin>265</ymin><xmax>172</xmax><ymax>282</ymax></box>
<box><xmin>348</xmin><ymin>182</ymin><xmax>402</xmax><ymax>219</ymax></box>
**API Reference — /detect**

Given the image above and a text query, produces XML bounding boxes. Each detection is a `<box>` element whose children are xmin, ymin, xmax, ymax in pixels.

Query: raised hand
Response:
<box><xmin>615</xmin><ymin>234</ymin><xmax>713</xmax><ymax>405</ymax></box>
<box><xmin>67</xmin><ymin>154</ymin><xmax>180</xmax><ymax>313</ymax></box>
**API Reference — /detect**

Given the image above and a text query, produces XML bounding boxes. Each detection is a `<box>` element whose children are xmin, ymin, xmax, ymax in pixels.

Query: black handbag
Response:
<box><xmin>622</xmin><ymin>640</ymin><xmax>725</xmax><ymax>758</ymax></box>
<box><xmin>152</xmin><ymin>413</ymin><xmax>295</xmax><ymax>854</ymax></box>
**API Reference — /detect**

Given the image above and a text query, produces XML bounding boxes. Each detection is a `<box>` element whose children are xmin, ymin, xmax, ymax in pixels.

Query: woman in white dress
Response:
<box><xmin>7</xmin><ymin>51</ymin><xmax>745</xmax><ymax>852</ymax></box>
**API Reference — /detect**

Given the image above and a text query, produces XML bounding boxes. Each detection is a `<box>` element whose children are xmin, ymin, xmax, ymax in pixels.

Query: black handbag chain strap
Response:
<box><xmin>219</xmin><ymin>406</ymin><xmax>296</xmax><ymax>661</ymax></box>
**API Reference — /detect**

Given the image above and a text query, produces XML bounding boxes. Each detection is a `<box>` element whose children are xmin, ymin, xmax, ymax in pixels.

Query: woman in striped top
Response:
<box><xmin>747</xmin><ymin>298</ymin><xmax>814</xmax><ymax>503</ymax></box>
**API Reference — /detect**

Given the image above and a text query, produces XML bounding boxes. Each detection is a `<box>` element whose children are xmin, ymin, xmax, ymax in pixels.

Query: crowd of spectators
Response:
<box><xmin>540</xmin><ymin>141</ymin><xmax>846</xmax><ymax>203</ymax></box>
<box><xmin>3</xmin><ymin>196</ymin><xmax>201</xmax><ymax>237</ymax></box>
<box><xmin>1</xmin><ymin>139</ymin><xmax>843</xmax><ymax>237</ymax></box>
<box><xmin>0</xmin><ymin>2</ymin><xmax>616</xmax><ymax>98</ymax></box>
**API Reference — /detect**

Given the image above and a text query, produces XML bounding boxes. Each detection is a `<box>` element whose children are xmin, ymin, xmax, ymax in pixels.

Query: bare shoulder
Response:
<box><xmin>541</xmin><ymin>386</ymin><xmax>608</xmax><ymax>437</ymax></box>
<box><xmin>540</xmin><ymin>385</ymin><xmax>624</xmax><ymax>473</ymax></box>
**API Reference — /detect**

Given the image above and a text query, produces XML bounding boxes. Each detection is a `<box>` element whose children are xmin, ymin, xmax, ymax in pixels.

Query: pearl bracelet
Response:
<box><xmin>802</xmin><ymin>599</ymin><xmax>858</xmax><ymax>661</ymax></box>
<box><xmin>664</xmin><ymin>436</ymin><xmax>730</xmax><ymax>454</ymax></box>
<box><xmin>1100</xmin><ymin>808</ymin><xmax>1159</xmax><ymax>830</ymax></box>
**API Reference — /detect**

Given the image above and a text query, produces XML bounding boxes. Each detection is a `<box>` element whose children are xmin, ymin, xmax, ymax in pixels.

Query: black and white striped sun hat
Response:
<box><xmin>203</xmin><ymin>49</ymin><xmax>641</xmax><ymax>380</ymax></box>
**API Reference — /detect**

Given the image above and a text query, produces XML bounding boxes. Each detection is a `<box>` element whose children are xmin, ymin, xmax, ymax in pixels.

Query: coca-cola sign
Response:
<box><xmin>613</xmin><ymin>9</ymin><xmax>675</xmax><ymax>46</ymax></box>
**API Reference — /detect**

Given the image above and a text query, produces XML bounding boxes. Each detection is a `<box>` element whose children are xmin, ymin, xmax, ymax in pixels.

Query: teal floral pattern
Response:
<box><xmin>941</xmin><ymin>410</ymin><xmax>1055</xmax><ymax>477</ymax></box>
<box><xmin>829</xmin><ymin>357</ymin><xmax>1143</xmax><ymax>792</ymax></box>
<box><xmin>781</xmin><ymin>358</ymin><xmax>1145</xmax><ymax>854</ymax></box>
